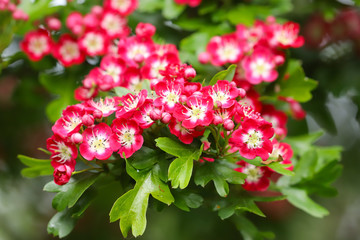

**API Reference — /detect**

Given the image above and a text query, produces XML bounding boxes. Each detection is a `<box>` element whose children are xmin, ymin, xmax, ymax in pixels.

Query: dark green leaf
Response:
<box><xmin>281</xmin><ymin>188</ymin><xmax>329</xmax><ymax>218</ymax></box>
<box><xmin>18</xmin><ymin>154</ymin><xmax>53</xmax><ymax>178</ymax></box>
<box><xmin>209</xmin><ymin>64</ymin><xmax>237</xmax><ymax>85</ymax></box>
<box><xmin>44</xmin><ymin>173</ymin><xmax>100</xmax><ymax>211</ymax></box>
<box><xmin>218</xmin><ymin>198</ymin><xmax>265</xmax><ymax>220</ymax></box>
<box><xmin>173</xmin><ymin>190</ymin><xmax>203</xmax><ymax>212</ymax></box>
<box><xmin>233</xmin><ymin>215</ymin><xmax>275</xmax><ymax>240</ymax></box>
<box><xmin>129</xmin><ymin>147</ymin><xmax>166</xmax><ymax>170</ymax></box>
<box><xmin>227</xmin><ymin>5</ymin><xmax>270</xmax><ymax>26</ymax></box>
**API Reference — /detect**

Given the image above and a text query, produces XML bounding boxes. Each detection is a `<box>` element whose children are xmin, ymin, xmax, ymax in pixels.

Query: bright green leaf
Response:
<box><xmin>44</xmin><ymin>173</ymin><xmax>100</xmax><ymax>212</ymax></box>
<box><xmin>168</xmin><ymin>157</ymin><xmax>193</xmax><ymax>189</ymax></box>
<box><xmin>281</xmin><ymin>188</ymin><xmax>329</xmax><ymax>218</ymax></box>
<box><xmin>110</xmin><ymin>163</ymin><xmax>174</xmax><ymax>237</ymax></box>
<box><xmin>114</xmin><ymin>87</ymin><xmax>133</xmax><ymax>97</ymax></box>
<box><xmin>209</xmin><ymin>64</ymin><xmax>237</xmax><ymax>85</ymax></box>
<box><xmin>18</xmin><ymin>154</ymin><xmax>53</xmax><ymax>178</ymax></box>
<box><xmin>137</xmin><ymin>0</ymin><xmax>164</xmax><ymax>12</ymax></box>
<box><xmin>155</xmin><ymin>137</ymin><xmax>202</xmax><ymax>160</ymax></box>
<box><xmin>218</xmin><ymin>198</ymin><xmax>265</xmax><ymax>220</ymax></box>
<box><xmin>284</xmin><ymin>131</ymin><xmax>323</xmax><ymax>154</ymax></box>
<box><xmin>163</xmin><ymin>0</ymin><xmax>185</xmax><ymax>19</ymax></box>
<box><xmin>267</xmin><ymin>162</ymin><xmax>295</xmax><ymax>176</ymax></box>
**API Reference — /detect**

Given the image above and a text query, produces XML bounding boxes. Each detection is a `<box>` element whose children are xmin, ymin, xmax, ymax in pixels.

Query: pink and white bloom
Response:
<box><xmin>100</xmin><ymin>10</ymin><xmax>130</xmax><ymax>39</ymax></box>
<box><xmin>20</xmin><ymin>28</ymin><xmax>52</xmax><ymax>61</ymax></box>
<box><xmin>136</xmin><ymin>22</ymin><xmax>156</xmax><ymax>39</ymax></box>
<box><xmin>86</xmin><ymin>97</ymin><xmax>121</xmax><ymax>117</ymax></box>
<box><xmin>53</xmin><ymin>164</ymin><xmax>74</xmax><ymax>185</ymax></box>
<box><xmin>118</xmin><ymin>36</ymin><xmax>154</xmax><ymax>66</ymax></box>
<box><xmin>268</xmin><ymin>21</ymin><xmax>304</xmax><ymax>49</ymax></box>
<box><xmin>99</xmin><ymin>55</ymin><xmax>127</xmax><ymax>87</ymax></box>
<box><xmin>202</xmin><ymin>80</ymin><xmax>239</xmax><ymax>108</ymax></box>
<box><xmin>116</xmin><ymin>89</ymin><xmax>147</xmax><ymax>118</ymax></box>
<box><xmin>47</xmin><ymin>135</ymin><xmax>77</xmax><ymax>165</ymax></box>
<box><xmin>104</xmin><ymin>0</ymin><xmax>138</xmax><ymax>16</ymax></box>
<box><xmin>168</xmin><ymin>119</ymin><xmax>204</xmax><ymax>144</ymax></box>
<box><xmin>154</xmin><ymin>81</ymin><xmax>183</xmax><ymax>113</ymax></box>
<box><xmin>53</xmin><ymin>34</ymin><xmax>85</xmax><ymax>67</ymax></box>
<box><xmin>269</xmin><ymin>139</ymin><xmax>293</xmax><ymax>171</ymax></box>
<box><xmin>261</xmin><ymin>104</ymin><xmax>287</xmax><ymax>139</ymax></box>
<box><xmin>206</xmin><ymin>34</ymin><xmax>244</xmax><ymax>66</ymax></box>
<box><xmin>141</xmin><ymin>53</ymin><xmax>180</xmax><ymax>82</ymax></box>
<box><xmin>52</xmin><ymin>105</ymin><xmax>85</xmax><ymax>139</ymax></box>
<box><xmin>110</xmin><ymin>118</ymin><xmax>143</xmax><ymax>158</ymax></box>
<box><xmin>79</xmin><ymin>30</ymin><xmax>110</xmax><ymax>56</ymax></box>
<box><xmin>133</xmin><ymin>99</ymin><xmax>156</xmax><ymax>129</ymax></box>
<box><xmin>80</xmin><ymin>123</ymin><xmax>113</xmax><ymax>160</ymax></box>
<box><xmin>235</xmin><ymin>161</ymin><xmax>272</xmax><ymax>191</ymax></box>
<box><xmin>242</xmin><ymin>47</ymin><xmax>278</xmax><ymax>84</ymax></box>
<box><xmin>173</xmin><ymin>95</ymin><xmax>214</xmax><ymax>129</ymax></box>
<box><xmin>229</xmin><ymin>118</ymin><xmax>274</xmax><ymax>160</ymax></box>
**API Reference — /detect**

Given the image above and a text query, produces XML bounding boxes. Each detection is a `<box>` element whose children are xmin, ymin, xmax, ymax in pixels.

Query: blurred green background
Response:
<box><xmin>1</xmin><ymin>0</ymin><xmax>360</xmax><ymax>239</ymax></box>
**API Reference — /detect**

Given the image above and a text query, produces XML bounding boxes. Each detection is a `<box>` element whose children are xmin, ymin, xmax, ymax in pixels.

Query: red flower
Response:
<box><xmin>79</xmin><ymin>30</ymin><xmax>110</xmax><ymax>56</ymax></box>
<box><xmin>268</xmin><ymin>21</ymin><xmax>304</xmax><ymax>49</ymax></box>
<box><xmin>80</xmin><ymin>123</ymin><xmax>113</xmax><ymax>160</ymax></box>
<box><xmin>110</xmin><ymin>118</ymin><xmax>143</xmax><ymax>158</ymax></box>
<box><xmin>52</xmin><ymin>34</ymin><xmax>85</xmax><ymax>67</ymax></box>
<box><xmin>47</xmin><ymin>135</ymin><xmax>77</xmax><ymax>166</ymax></box>
<box><xmin>52</xmin><ymin>105</ymin><xmax>85</xmax><ymax>139</ymax></box>
<box><xmin>229</xmin><ymin>118</ymin><xmax>274</xmax><ymax>160</ymax></box>
<box><xmin>202</xmin><ymin>80</ymin><xmax>239</xmax><ymax>108</ymax></box>
<box><xmin>53</xmin><ymin>164</ymin><xmax>74</xmax><ymax>185</ymax></box>
<box><xmin>20</xmin><ymin>28</ymin><xmax>52</xmax><ymax>61</ymax></box>
<box><xmin>235</xmin><ymin>161</ymin><xmax>272</xmax><ymax>191</ymax></box>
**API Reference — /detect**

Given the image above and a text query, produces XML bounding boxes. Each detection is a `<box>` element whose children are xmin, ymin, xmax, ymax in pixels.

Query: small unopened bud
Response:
<box><xmin>93</xmin><ymin>110</ymin><xmax>103</xmax><ymax>119</ymax></box>
<box><xmin>71</xmin><ymin>133</ymin><xmax>83</xmax><ymax>144</ymax></box>
<box><xmin>91</xmin><ymin>6</ymin><xmax>103</xmax><ymax>16</ymax></box>
<box><xmin>238</xmin><ymin>88</ymin><xmax>246</xmax><ymax>98</ymax></box>
<box><xmin>46</xmin><ymin>17</ymin><xmax>61</xmax><ymax>31</ymax></box>
<box><xmin>213</xmin><ymin>115</ymin><xmax>223</xmax><ymax>125</ymax></box>
<box><xmin>82</xmin><ymin>114</ymin><xmax>94</xmax><ymax>126</ymax></box>
<box><xmin>149</xmin><ymin>108</ymin><xmax>162</xmax><ymax>120</ymax></box>
<box><xmin>184</xmin><ymin>66</ymin><xmax>196</xmax><ymax>79</ymax></box>
<box><xmin>161</xmin><ymin>112</ymin><xmax>171</xmax><ymax>124</ymax></box>
<box><xmin>198</xmin><ymin>52</ymin><xmax>210</xmax><ymax>64</ymax></box>
<box><xmin>223</xmin><ymin>119</ymin><xmax>235</xmax><ymax>131</ymax></box>
<box><xmin>179</xmin><ymin>95</ymin><xmax>187</xmax><ymax>103</ymax></box>
<box><xmin>136</xmin><ymin>22</ymin><xmax>156</xmax><ymax>38</ymax></box>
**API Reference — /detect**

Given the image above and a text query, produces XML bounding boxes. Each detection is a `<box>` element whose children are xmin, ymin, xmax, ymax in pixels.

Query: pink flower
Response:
<box><xmin>80</xmin><ymin>123</ymin><xmax>113</xmax><ymax>160</ymax></box>
<box><xmin>85</xmin><ymin>97</ymin><xmax>121</xmax><ymax>117</ymax></box>
<box><xmin>20</xmin><ymin>28</ymin><xmax>53</xmax><ymax>61</ymax></box>
<box><xmin>52</xmin><ymin>105</ymin><xmax>85</xmax><ymax>139</ymax></box>
<box><xmin>104</xmin><ymin>0</ymin><xmax>138</xmax><ymax>16</ymax></box>
<box><xmin>242</xmin><ymin>47</ymin><xmax>278</xmax><ymax>84</ymax></box>
<box><xmin>45</xmin><ymin>17</ymin><xmax>62</xmax><ymax>31</ymax></box>
<box><xmin>229</xmin><ymin>118</ymin><xmax>274</xmax><ymax>160</ymax></box>
<box><xmin>47</xmin><ymin>135</ymin><xmax>77</xmax><ymax>166</ymax></box>
<box><xmin>136</xmin><ymin>22</ymin><xmax>156</xmax><ymax>39</ymax></box>
<box><xmin>79</xmin><ymin>30</ymin><xmax>110</xmax><ymax>56</ymax></box>
<box><xmin>168</xmin><ymin>119</ymin><xmax>204</xmax><ymax>144</ymax></box>
<box><xmin>116</xmin><ymin>89</ymin><xmax>147</xmax><ymax>118</ymax></box>
<box><xmin>202</xmin><ymin>80</ymin><xmax>239</xmax><ymax>108</ymax></box>
<box><xmin>66</xmin><ymin>12</ymin><xmax>84</xmax><ymax>35</ymax></box>
<box><xmin>269</xmin><ymin>139</ymin><xmax>293</xmax><ymax>171</ymax></box>
<box><xmin>206</xmin><ymin>34</ymin><xmax>244</xmax><ymax>66</ymax></box>
<box><xmin>52</xmin><ymin>34</ymin><xmax>85</xmax><ymax>67</ymax></box>
<box><xmin>100</xmin><ymin>10</ymin><xmax>130</xmax><ymax>39</ymax></box>
<box><xmin>141</xmin><ymin>53</ymin><xmax>180</xmax><ymax>83</ymax></box>
<box><xmin>261</xmin><ymin>104</ymin><xmax>287</xmax><ymax>139</ymax></box>
<box><xmin>110</xmin><ymin>118</ymin><xmax>143</xmax><ymax>158</ymax></box>
<box><xmin>53</xmin><ymin>164</ymin><xmax>74</xmax><ymax>185</ymax></box>
<box><xmin>98</xmin><ymin>55</ymin><xmax>127</xmax><ymax>89</ymax></box>
<box><xmin>173</xmin><ymin>95</ymin><xmax>214</xmax><ymax>129</ymax></box>
<box><xmin>235</xmin><ymin>161</ymin><xmax>272</xmax><ymax>191</ymax></box>
<box><xmin>268</xmin><ymin>21</ymin><xmax>304</xmax><ymax>49</ymax></box>
<box><xmin>154</xmin><ymin>81</ymin><xmax>184</xmax><ymax>113</ymax></box>
<box><xmin>133</xmin><ymin>99</ymin><xmax>156</xmax><ymax>129</ymax></box>
<box><xmin>174</xmin><ymin>0</ymin><xmax>201</xmax><ymax>7</ymax></box>
<box><xmin>118</xmin><ymin>36</ymin><xmax>154</xmax><ymax>66</ymax></box>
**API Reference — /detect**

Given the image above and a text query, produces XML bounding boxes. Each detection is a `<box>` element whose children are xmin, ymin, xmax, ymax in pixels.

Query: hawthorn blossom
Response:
<box><xmin>52</xmin><ymin>105</ymin><xmax>85</xmax><ymax>139</ymax></box>
<box><xmin>261</xmin><ymin>104</ymin><xmax>287</xmax><ymax>139</ymax></box>
<box><xmin>53</xmin><ymin>164</ymin><xmax>74</xmax><ymax>185</ymax></box>
<box><xmin>268</xmin><ymin>21</ymin><xmax>304</xmax><ymax>49</ymax></box>
<box><xmin>79</xmin><ymin>30</ymin><xmax>110</xmax><ymax>56</ymax></box>
<box><xmin>116</xmin><ymin>89</ymin><xmax>147</xmax><ymax>118</ymax></box>
<box><xmin>110</xmin><ymin>118</ymin><xmax>143</xmax><ymax>158</ymax></box>
<box><xmin>86</xmin><ymin>97</ymin><xmax>121</xmax><ymax>117</ymax></box>
<box><xmin>53</xmin><ymin>34</ymin><xmax>85</xmax><ymax>67</ymax></box>
<box><xmin>133</xmin><ymin>99</ymin><xmax>156</xmax><ymax>129</ymax></box>
<box><xmin>20</xmin><ymin>28</ymin><xmax>52</xmax><ymax>61</ymax></box>
<box><xmin>154</xmin><ymin>81</ymin><xmax>184</xmax><ymax>113</ymax></box>
<box><xmin>168</xmin><ymin>119</ymin><xmax>204</xmax><ymax>144</ymax></box>
<box><xmin>47</xmin><ymin>135</ymin><xmax>77</xmax><ymax>166</ymax></box>
<box><xmin>80</xmin><ymin>123</ymin><xmax>113</xmax><ymax>160</ymax></box>
<box><xmin>104</xmin><ymin>0</ymin><xmax>138</xmax><ymax>16</ymax></box>
<box><xmin>269</xmin><ymin>139</ymin><xmax>293</xmax><ymax>171</ymax></box>
<box><xmin>173</xmin><ymin>95</ymin><xmax>214</xmax><ymax>129</ymax></box>
<box><xmin>235</xmin><ymin>161</ymin><xmax>272</xmax><ymax>191</ymax></box>
<box><xmin>100</xmin><ymin>10</ymin><xmax>130</xmax><ymax>39</ymax></box>
<box><xmin>202</xmin><ymin>80</ymin><xmax>239</xmax><ymax>108</ymax></box>
<box><xmin>229</xmin><ymin>118</ymin><xmax>274</xmax><ymax>160</ymax></box>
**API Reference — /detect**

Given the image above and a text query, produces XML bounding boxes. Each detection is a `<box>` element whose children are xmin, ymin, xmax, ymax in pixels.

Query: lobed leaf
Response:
<box><xmin>209</xmin><ymin>64</ymin><xmax>237</xmax><ymax>85</ymax></box>
<box><xmin>18</xmin><ymin>154</ymin><xmax>53</xmax><ymax>178</ymax></box>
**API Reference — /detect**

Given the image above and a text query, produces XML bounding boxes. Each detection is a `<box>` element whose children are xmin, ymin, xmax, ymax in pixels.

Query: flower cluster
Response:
<box><xmin>0</xmin><ymin>0</ymin><xmax>28</xmax><ymax>20</ymax></box>
<box><xmin>20</xmin><ymin>0</ymin><xmax>137</xmax><ymax>63</ymax></box>
<box><xmin>200</xmin><ymin>17</ymin><xmax>304</xmax><ymax>85</ymax></box>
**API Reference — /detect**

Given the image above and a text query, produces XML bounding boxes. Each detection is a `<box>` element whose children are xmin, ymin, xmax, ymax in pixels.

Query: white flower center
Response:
<box><xmin>104</xmin><ymin>64</ymin><xmax>121</xmax><ymax>83</ymax></box>
<box><xmin>242</xmin><ymin>129</ymin><xmax>263</xmax><ymax>149</ymax></box>
<box><xmin>83</xmin><ymin>33</ymin><xmax>104</xmax><ymax>53</ymax></box>
<box><xmin>218</xmin><ymin>44</ymin><xmax>239</xmax><ymax>62</ymax></box>
<box><xmin>29</xmin><ymin>36</ymin><xmax>48</xmax><ymax>56</ymax></box>
<box><xmin>127</xmin><ymin>44</ymin><xmax>149</xmax><ymax>60</ymax></box>
<box><xmin>118</xmin><ymin>128</ymin><xmax>135</xmax><ymax>147</ymax></box>
<box><xmin>111</xmin><ymin>0</ymin><xmax>130</xmax><ymax>10</ymax></box>
<box><xmin>64</xmin><ymin>115</ymin><xmax>82</xmax><ymax>132</ymax></box>
<box><xmin>60</xmin><ymin>41</ymin><xmax>80</xmax><ymax>61</ymax></box>
<box><xmin>164</xmin><ymin>91</ymin><xmax>180</xmax><ymax>107</ymax></box>
<box><xmin>189</xmin><ymin>106</ymin><xmax>206</xmax><ymax>122</ymax></box>
<box><xmin>250</xmin><ymin>58</ymin><xmax>271</xmax><ymax>78</ymax></box>
<box><xmin>51</xmin><ymin>141</ymin><xmax>72</xmax><ymax>164</ymax></box>
<box><xmin>243</xmin><ymin>165</ymin><xmax>262</xmax><ymax>183</ymax></box>
<box><xmin>89</xmin><ymin>134</ymin><xmax>110</xmax><ymax>154</ymax></box>
<box><xmin>101</xmin><ymin>15</ymin><xmax>122</xmax><ymax>34</ymax></box>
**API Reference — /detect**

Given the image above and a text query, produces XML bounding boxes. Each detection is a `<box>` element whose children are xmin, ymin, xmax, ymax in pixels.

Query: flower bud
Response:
<box><xmin>179</xmin><ymin>95</ymin><xmax>187</xmax><ymax>103</ymax></box>
<box><xmin>238</xmin><ymin>88</ymin><xmax>246</xmax><ymax>98</ymax></box>
<box><xmin>198</xmin><ymin>52</ymin><xmax>210</xmax><ymax>64</ymax></box>
<box><xmin>161</xmin><ymin>112</ymin><xmax>171</xmax><ymax>124</ymax></box>
<box><xmin>70</xmin><ymin>133</ymin><xmax>83</xmax><ymax>144</ymax></box>
<box><xmin>82</xmin><ymin>114</ymin><xmax>94</xmax><ymax>126</ymax></box>
<box><xmin>46</xmin><ymin>17</ymin><xmax>62</xmax><ymax>31</ymax></box>
<box><xmin>136</xmin><ymin>22</ymin><xmax>156</xmax><ymax>38</ymax></box>
<box><xmin>213</xmin><ymin>115</ymin><xmax>223</xmax><ymax>125</ymax></box>
<box><xmin>93</xmin><ymin>109</ymin><xmax>103</xmax><ymax>119</ymax></box>
<box><xmin>149</xmin><ymin>108</ymin><xmax>162</xmax><ymax>120</ymax></box>
<box><xmin>223</xmin><ymin>119</ymin><xmax>235</xmax><ymax>131</ymax></box>
<box><xmin>53</xmin><ymin>164</ymin><xmax>73</xmax><ymax>185</ymax></box>
<box><xmin>184</xmin><ymin>66</ymin><xmax>196</xmax><ymax>79</ymax></box>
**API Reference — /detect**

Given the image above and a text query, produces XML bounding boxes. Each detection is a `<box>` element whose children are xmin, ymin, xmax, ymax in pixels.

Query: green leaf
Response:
<box><xmin>137</xmin><ymin>0</ymin><xmax>164</xmax><ymax>12</ymax></box>
<box><xmin>44</xmin><ymin>173</ymin><xmax>100</xmax><ymax>212</ymax></box>
<box><xmin>276</xmin><ymin>60</ymin><xmax>318</xmax><ymax>102</ymax></box>
<box><xmin>114</xmin><ymin>87</ymin><xmax>133</xmax><ymax>97</ymax></box>
<box><xmin>218</xmin><ymin>198</ymin><xmax>265</xmax><ymax>220</ymax></box>
<box><xmin>110</xmin><ymin>163</ymin><xmax>174</xmax><ymax>237</ymax></box>
<box><xmin>194</xmin><ymin>160</ymin><xmax>246</xmax><ymax>197</ymax></box>
<box><xmin>129</xmin><ymin>146</ymin><xmax>166</xmax><ymax>170</ymax></box>
<box><xmin>267</xmin><ymin>162</ymin><xmax>294</xmax><ymax>176</ymax></box>
<box><xmin>155</xmin><ymin>137</ymin><xmax>202</xmax><ymax>160</ymax></box>
<box><xmin>168</xmin><ymin>157</ymin><xmax>193</xmax><ymax>189</ymax></box>
<box><xmin>173</xmin><ymin>190</ymin><xmax>203</xmax><ymax>212</ymax></box>
<box><xmin>281</xmin><ymin>188</ymin><xmax>329</xmax><ymax>218</ymax></box>
<box><xmin>18</xmin><ymin>154</ymin><xmax>53</xmax><ymax>178</ymax></box>
<box><xmin>163</xmin><ymin>0</ymin><xmax>185</xmax><ymax>19</ymax></box>
<box><xmin>209</xmin><ymin>64</ymin><xmax>237</xmax><ymax>85</ymax></box>
<box><xmin>226</xmin><ymin>5</ymin><xmax>270</xmax><ymax>26</ymax></box>
<box><xmin>47</xmin><ymin>191</ymin><xmax>95</xmax><ymax>238</ymax></box>
<box><xmin>233</xmin><ymin>215</ymin><xmax>275</xmax><ymax>240</ymax></box>
<box><xmin>290</xmin><ymin>149</ymin><xmax>318</xmax><ymax>185</ymax></box>
<box><xmin>284</xmin><ymin>131</ymin><xmax>323</xmax><ymax>154</ymax></box>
